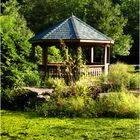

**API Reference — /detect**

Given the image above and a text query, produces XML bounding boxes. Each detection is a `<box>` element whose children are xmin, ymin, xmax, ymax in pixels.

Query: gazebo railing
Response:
<box><xmin>39</xmin><ymin>63</ymin><xmax>106</xmax><ymax>78</ymax></box>
<box><xmin>80</xmin><ymin>65</ymin><xmax>103</xmax><ymax>77</ymax></box>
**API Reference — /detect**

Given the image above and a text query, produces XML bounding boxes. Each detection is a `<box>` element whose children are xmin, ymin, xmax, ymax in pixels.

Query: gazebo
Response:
<box><xmin>29</xmin><ymin>14</ymin><xmax>114</xmax><ymax>78</ymax></box>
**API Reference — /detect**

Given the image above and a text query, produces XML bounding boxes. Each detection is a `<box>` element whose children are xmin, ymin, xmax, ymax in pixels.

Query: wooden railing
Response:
<box><xmin>39</xmin><ymin>63</ymin><xmax>105</xmax><ymax>78</ymax></box>
<box><xmin>80</xmin><ymin>67</ymin><xmax>102</xmax><ymax>77</ymax></box>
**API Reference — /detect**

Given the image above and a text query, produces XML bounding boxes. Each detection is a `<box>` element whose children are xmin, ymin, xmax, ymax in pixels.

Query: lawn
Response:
<box><xmin>1</xmin><ymin>110</ymin><xmax>139</xmax><ymax>140</ymax></box>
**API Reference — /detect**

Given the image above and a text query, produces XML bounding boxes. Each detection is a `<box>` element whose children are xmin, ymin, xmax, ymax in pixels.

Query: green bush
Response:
<box><xmin>34</xmin><ymin>91</ymin><xmax>139</xmax><ymax>118</ymax></box>
<box><xmin>70</xmin><ymin>80</ymin><xmax>92</xmax><ymax>97</ymax></box>
<box><xmin>128</xmin><ymin>73</ymin><xmax>139</xmax><ymax>89</ymax></box>
<box><xmin>23</xmin><ymin>70</ymin><xmax>41</xmax><ymax>87</ymax></box>
<box><xmin>108</xmin><ymin>62</ymin><xmax>130</xmax><ymax>91</ymax></box>
<box><xmin>48</xmin><ymin>46</ymin><xmax>63</xmax><ymax>62</ymax></box>
<box><xmin>35</xmin><ymin>96</ymin><xmax>97</xmax><ymax>118</ymax></box>
<box><xmin>44</xmin><ymin>78</ymin><xmax>66</xmax><ymax>88</ymax></box>
<box><xmin>44</xmin><ymin>78</ymin><xmax>69</xmax><ymax>98</ymax></box>
<box><xmin>95</xmin><ymin>92</ymin><xmax>139</xmax><ymax>118</ymax></box>
<box><xmin>1</xmin><ymin>88</ymin><xmax>30</xmax><ymax>110</ymax></box>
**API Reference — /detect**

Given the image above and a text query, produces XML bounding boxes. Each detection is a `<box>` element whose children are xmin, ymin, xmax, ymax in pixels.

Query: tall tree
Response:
<box><xmin>1</xmin><ymin>0</ymin><xmax>38</xmax><ymax>88</ymax></box>
<box><xmin>121</xmin><ymin>0</ymin><xmax>139</xmax><ymax>64</ymax></box>
<box><xmin>20</xmin><ymin>0</ymin><xmax>88</xmax><ymax>34</ymax></box>
<box><xmin>85</xmin><ymin>0</ymin><xmax>132</xmax><ymax>56</ymax></box>
<box><xmin>20</xmin><ymin>0</ymin><xmax>133</xmax><ymax>57</ymax></box>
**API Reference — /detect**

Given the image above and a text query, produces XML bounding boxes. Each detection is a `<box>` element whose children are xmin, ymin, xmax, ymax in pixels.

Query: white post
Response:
<box><xmin>104</xmin><ymin>46</ymin><xmax>108</xmax><ymax>75</ymax></box>
<box><xmin>91</xmin><ymin>47</ymin><xmax>94</xmax><ymax>63</ymax></box>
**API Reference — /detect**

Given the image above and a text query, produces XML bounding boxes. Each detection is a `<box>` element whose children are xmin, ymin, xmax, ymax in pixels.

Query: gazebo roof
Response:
<box><xmin>29</xmin><ymin>15</ymin><xmax>114</xmax><ymax>44</ymax></box>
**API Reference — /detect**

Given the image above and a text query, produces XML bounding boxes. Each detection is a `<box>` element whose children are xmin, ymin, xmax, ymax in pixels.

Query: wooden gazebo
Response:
<box><xmin>29</xmin><ymin>14</ymin><xmax>114</xmax><ymax>78</ymax></box>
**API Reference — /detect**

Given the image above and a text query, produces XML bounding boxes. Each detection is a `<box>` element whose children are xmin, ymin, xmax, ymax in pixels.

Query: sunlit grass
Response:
<box><xmin>1</xmin><ymin>110</ymin><xmax>139</xmax><ymax>140</ymax></box>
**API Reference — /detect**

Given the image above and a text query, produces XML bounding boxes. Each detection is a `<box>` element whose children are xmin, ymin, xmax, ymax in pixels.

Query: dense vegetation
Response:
<box><xmin>2</xmin><ymin>63</ymin><xmax>139</xmax><ymax>118</ymax></box>
<box><xmin>33</xmin><ymin>63</ymin><xmax>139</xmax><ymax>118</ymax></box>
<box><xmin>1</xmin><ymin>0</ymin><xmax>41</xmax><ymax>89</ymax></box>
<box><xmin>1</xmin><ymin>0</ymin><xmax>139</xmax><ymax>117</ymax></box>
<box><xmin>1</xmin><ymin>110</ymin><xmax>139</xmax><ymax>140</ymax></box>
<box><xmin>20</xmin><ymin>0</ymin><xmax>134</xmax><ymax>57</ymax></box>
<box><xmin>1</xmin><ymin>1</ymin><xmax>139</xmax><ymax>139</ymax></box>
<box><xmin>1</xmin><ymin>0</ymin><xmax>138</xmax><ymax>88</ymax></box>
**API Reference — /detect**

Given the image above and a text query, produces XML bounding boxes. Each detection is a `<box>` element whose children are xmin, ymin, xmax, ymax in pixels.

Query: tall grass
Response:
<box><xmin>95</xmin><ymin>92</ymin><xmax>139</xmax><ymax>118</ymax></box>
<box><xmin>108</xmin><ymin>62</ymin><xmax>130</xmax><ymax>91</ymax></box>
<box><xmin>34</xmin><ymin>91</ymin><xmax>139</xmax><ymax>118</ymax></box>
<box><xmin>128</xmin><ymin>73</ymin><xmax>139</xmax><ymax>89</ymax></box>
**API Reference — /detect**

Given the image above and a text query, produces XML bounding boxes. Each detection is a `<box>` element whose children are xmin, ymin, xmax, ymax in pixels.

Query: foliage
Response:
<box><xmin>1</xmin><ymin>88</ymin><xmax>30</xmax><ymax>110</ymax></box>
<box><xmin>20</xmin><ymin>0</ymin><xmax>133</xmax><ymax>57</ymax></box>
<box><xmin>128</xmin><ymin>73</ymin><xmax>139</xmax><ymax>89</ymax></box>
<box><xmin>35</xmin><ymin>96</ymin><xmax>96</xmax><ymax>118</ymax></box>
<box><xmin>44</xmin><ymin>77</ymin><xmax>66</xmax><ymax>88</ymax></box>
<box><xmin>121</xmin><ymin>0</ymin><xmax>139</xmax><ymax>63</ymax></box>
<box><xmin>20</xmin><ymin>0</ymin><xmax>88</xmax><ymax>34</ymax></box>
<box><xmin>1</xmin><ymin>110</ymin><xmax>139</xmax><ymax>140</ymax></box>
<box><xmin>48</xmin><ymin>46</ymin><xmax>63</xmax><ymax>62</ymax></box>
<box><xmin>60</xmin><ymin>40</ymin><xmax>84</xmax><ymax>85</ymax></box>
<box><xmin>34</xmin><ymin>90</ymin><xmax>139</xmax><ymax>118</ymax></box>
<box><xmin>96</xmin><ymin>92</ymin><xmax>139</xmax><ymax>118</ymax></box>
<box><xmin>121</xmin><ymin>0</ymin><xmax>139</xmax><ymax>38</ymax></box>
<box><xmin>86</xmin><ymin>0</ymin><xmax>132</xmax><ymax>56</ymax></box>
<box><xmin>35</xmin><ymin>97</ymin><xmax>78</xmax><ymax>117</ymax></box>
<box><xmin>23</xmin><ymin>69</ymin><xmax>41</xmax><ymax>87</ymax></box>
<box><xmin>106</xmin><ymin>62</ymin><xmax>139</xmax><ymax>91</ymax></box>
<box><xmin>1</xmin><ymin>0</ymin><xmax>40</xmax><ymax>88</ymax></box>
<box><xmin>107</xmin><ymin>62</ymin><xmax>130</xmax><ymax>91</ymax></box>
<box><xmin>73</xmin><ymin>80</ymin><xmax>92</xmax><ymax>97</ymax></box>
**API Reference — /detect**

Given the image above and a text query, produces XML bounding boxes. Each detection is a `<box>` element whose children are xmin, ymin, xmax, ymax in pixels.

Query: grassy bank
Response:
<box><xmin>1</xmin><ymin>110</ymin><xmax>139</xmax><ymax>140</ymax></box>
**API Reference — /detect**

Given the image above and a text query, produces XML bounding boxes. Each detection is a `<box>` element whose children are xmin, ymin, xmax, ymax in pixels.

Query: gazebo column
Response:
<box><xmin>91</xmin><ymin>47</ymin><xmax>94</xmax><ymax>63</ymax></box>
<box><xmin>104</xmin><ymin>45</ymin><xmax>108</xmax><ymax>75</ymax></box>
<box><xmin>31</xmin><ymin>44</ymin><xmax>36</xmax><ymax>62</ymax></box>
<box><xmin>76</xmin><ymin>46</ymin><xmax>82</xmax><ymax>80</ymax></box>
<box><xmin>107</xmin><ymin>47</ymin><xmax>110</xmax><ymax>63</ymax></box>
<box><xmin>42</xmin><ymin>46</ymin><xmax>48</xmax><ymax>78</ymax></box>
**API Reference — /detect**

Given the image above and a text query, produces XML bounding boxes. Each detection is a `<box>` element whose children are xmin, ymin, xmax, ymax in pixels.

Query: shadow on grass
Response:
<box><xmin>1</xmin><ymin>110</ymin><xmax>40</xmax><ymax>119</ymax></box>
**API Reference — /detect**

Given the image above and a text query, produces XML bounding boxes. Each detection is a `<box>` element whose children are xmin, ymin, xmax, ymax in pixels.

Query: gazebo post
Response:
<box><xmin>76</xmin><ymin>46</ymin><xmax>82</xmax><ymax>80</ymax></box>
<box><xmin>91</xmin><ymin>47</ymin><xmax>94</xmax><ymax>63</ymax></box>
<box><xmin>42</xmin><ymin>46</ymin><xmax>48</xmax><ymax>79</ymax></box>
<box><xmin>104</xmin><ymin>45</ymin><xmax>108</xmax><ymax>75</ymax></box>
<box><xmin>31</xmin><ymin>44</ymin><xmax>36</xmax><ymax>62</ymax></box>
<box><xmin>107</xmin><ymin>46</ymin><xmax>110</xmax><ymax>63</ymax></box>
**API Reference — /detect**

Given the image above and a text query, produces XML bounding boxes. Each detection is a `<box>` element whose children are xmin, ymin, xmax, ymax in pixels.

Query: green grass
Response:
<box><xmin>1</xmin><ymin>110</ymin><xmax>140</xmax><ymax>140</ymax></box>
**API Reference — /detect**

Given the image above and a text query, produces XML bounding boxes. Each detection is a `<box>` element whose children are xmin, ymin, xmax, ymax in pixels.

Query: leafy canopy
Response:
<box><xmin>21</xmin><ymin>0</ymin><xmax>133</xmax><ymax>57</ymax></box>
<box><xmin>1</xmin><ymin>0</ymin><xmax>40</xmax><ymax>88</ymax></box>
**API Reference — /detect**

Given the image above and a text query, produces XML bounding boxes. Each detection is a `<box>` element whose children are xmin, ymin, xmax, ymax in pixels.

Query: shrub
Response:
<box><xmin>95</xmin><ymin>92</ymin><xmax>139</xmax><ymax>118</ymax></box>
<box><xmin>44</xmin><ymin>78</ymin><xmax>69</xmax><ymax>98</ymax></box>
<box><xmin>128</xmin><ymin>73</ymin><xmax>139</xmax><ymax>89</ymax></box>
<box><xmin>71</xmin><ymin>79</ymin><xmax>92</xmax><ymax>97</ymax></box>
<box><xmin>108</xmin><ymin>62</ymin><xmax>130</xmax><ymax>91</ymax></box>
<box><xmin>48</xmin><ymin>46</ymin><xmax>63</xmax><ymax>62</ymax></box>
<box><xmin>34</xmin><ymin>91</ymin><xmax>139</xmax><ymax>118</ymax></box>
<box><xmin>1</xmin><ymin>88</ymin><xmax>30</xmax><ymax>110</ymax></box>
<box><xmin>23</xmin><ymin>70</ymin><xmax>41</xmax><ymax>87</ymax></box>
<box><xmin>44</xmin><ymin>78</ymin><xmax>66</xmax><ymax>88</ymax></box>
<box><xmin>34</xmin><ymin>96</ymin><xmax>97</xmax><ymax>118</ymax></box>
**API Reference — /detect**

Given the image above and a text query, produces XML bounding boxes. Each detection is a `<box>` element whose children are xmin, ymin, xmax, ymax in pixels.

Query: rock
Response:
<box><xmin>23</xmin><ymin>87</ymin><xmax>54</xmax><ymax>101</ymax></box>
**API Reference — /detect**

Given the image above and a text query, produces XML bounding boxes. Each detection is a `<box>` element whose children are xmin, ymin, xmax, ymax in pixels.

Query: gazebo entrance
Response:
<box><xmin>29</xmin><ymin>15</ymin><xmax>114</xmax><ymax>78</ymax></box>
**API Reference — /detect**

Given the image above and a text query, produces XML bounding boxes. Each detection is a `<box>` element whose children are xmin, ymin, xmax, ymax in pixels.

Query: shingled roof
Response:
<box><xmin>29</xmin><ymin>15</ymin><xmax>114</xmax><ymax>44</ymax></box>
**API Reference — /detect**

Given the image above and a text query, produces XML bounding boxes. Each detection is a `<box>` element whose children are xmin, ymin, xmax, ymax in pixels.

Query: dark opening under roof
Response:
<box><xmin>29</xmin><ymin>15</ymin><xmax>114</xmax><ymax>44</ymax></box>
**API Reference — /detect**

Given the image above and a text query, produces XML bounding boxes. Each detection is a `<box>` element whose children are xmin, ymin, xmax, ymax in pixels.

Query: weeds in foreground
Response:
<box><xmin>35</xmin><ymin>92</ymin><xmax>139</xmax><ymax>118</ymax></box>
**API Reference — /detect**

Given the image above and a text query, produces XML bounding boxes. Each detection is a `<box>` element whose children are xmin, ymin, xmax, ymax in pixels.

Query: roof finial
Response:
<box><xmin>71</xmin><ymin>12</ymin><xmax>74</xmax><ymax>16</ymax></box>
